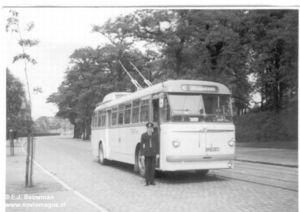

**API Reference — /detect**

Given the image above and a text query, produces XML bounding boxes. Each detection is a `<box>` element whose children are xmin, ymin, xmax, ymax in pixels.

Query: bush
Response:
<box><xmin>234</xmin><ymin>105</ymin><xmax>298</xmax><ymax>142</ymax></box>
<box><xmin>18</xmin><ymin>133</ymin><xmax>60</xmax><ymax>137</ymax></box>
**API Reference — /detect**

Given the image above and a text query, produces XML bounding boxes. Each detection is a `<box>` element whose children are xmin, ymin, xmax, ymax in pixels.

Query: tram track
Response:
<box><xmin>214</xmin><ymin>168</ymin><xmax>298</xmax><ymax>183</ymax></box>
<box><xmin>234</xmin><ymin>162</ymin><xmax>297</xmax><ymax>176</ymax></box>
<box><xmin>208</xmin><ymin>172</ymin><xmax>298</xmax><ymax>192</ymax></box>
<box><xmin>36</xmin><ymin>137</ymin><xmax>298</xmax><ymax>193</ymax></box>
<box><xmin>208</xmin><ymin>162</ymin><xmax>298</xmax><ymax>192</ymax></box>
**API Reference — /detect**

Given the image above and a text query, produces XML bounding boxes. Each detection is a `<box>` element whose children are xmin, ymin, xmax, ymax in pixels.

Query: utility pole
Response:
<box><xmin>9</xmin><ymin>129</ymin><xmax>14</xmax><ymax>156</ymax></box>
<box><xmin>25</xmin><ymin>125</ymin><xmax>30</xmax><ymax>186</ymax></box>
<box><xmin>25</xmin><ymin>108</ymin><xmax>33</xmax><ymax>187</ymax></box>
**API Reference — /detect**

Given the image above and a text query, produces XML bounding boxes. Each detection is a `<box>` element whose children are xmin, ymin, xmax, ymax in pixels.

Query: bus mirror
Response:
<box><xmin>159</xmin><ymin>98</ymin><xmax>164</xmax><ymax>108</ymax></box>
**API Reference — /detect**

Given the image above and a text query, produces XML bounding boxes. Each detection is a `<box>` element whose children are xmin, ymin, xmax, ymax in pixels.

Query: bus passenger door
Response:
<box><xmin>152</xmin><ymin>99</ymin><xmax>160</xmax><ymax>167</ymax></box>
<box><xmin>106</xmin><ymin>109</ymin><xmax>111</xmax><ymax>159</ymax></box>
<box><xmin>152</xmin><ymin>99</ymin><xmax>159</xmax><ymax>133</ymax></box>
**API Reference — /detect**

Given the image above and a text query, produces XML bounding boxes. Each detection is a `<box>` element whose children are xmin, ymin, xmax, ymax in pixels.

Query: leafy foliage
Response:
<box><xmin>6</xmin><ymin>9</ymin><xmax>39</xmax><ymax>109</ymax></box>
<box><xmin>234</xmin><ymin>101</ymin><xmax>298</xmax><ymax>142</ymax></box>
<box><xmin>246</xmin><ymin>10</ymin><xmax>298</xmax><ymax>112</ymax></box>
<box><xmin>49</xmin><ymin>9</ymin><xmax>298</xmax><ymax>141</ymax></box>
<box><xmin>13</xmin><ymin>53</ymin><xmax>37</xmax><ymax>64</ymax></box>
<box><xmin>6</xmin><ymin>68</ymin><xmax>26</xmax><ymax>131</ymax></box>
<box><xmin>18</xmin><ymin>39</ymin><xmax>39</xmax><ymax>47</ymax></box>
<box><xmin>6</xmin><ymin>10</ymin><xmax>40</xmax><ymax>137</ymax></box>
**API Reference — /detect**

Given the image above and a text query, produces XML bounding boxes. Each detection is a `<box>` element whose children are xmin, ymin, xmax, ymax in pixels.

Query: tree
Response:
<box><xmin>6</xmin><ymin>10</ymin><xmax>39</xmax><ymax>105</ymax></box>
<box><xmin>6</xmin><ymin>68</ymin><xmax>26</xmax><ymax>137</ymax></box>
<box><xmin>92</xmin><ymin>15</ymin><xmax>137</xmax><ymax>90</ymax></box>
<box><xmin>48</xmin><ymin>43</ymin><xmax>152</xmax><ymax>140</ymax></box>
<box><xmin>50</xmin><ymin>9</ymin><xmax>298</xmax><ymax>140</ymax></box>
<box><xmin>247</xmin><ymin>10</ymin><xmax>298</xmax><ymax>112</ymax></box>
<box><xmin>128</xmin><ymin>10</ymin><xmax>253</xmax><ymax>113</ymax></box>
<box><xmin>6</xmin><ymin>10</ymin><xmax>40</xmax><ymax>187</ymax></box>
<box><xmin>47</xmin><ymin>47</ymin><xmax>110</xmax><ymax>139</ymax></box>
<box><xmin>131</xmin><ymin>10</ymin><xmax>189</xmax><ymax>77</ymax></box>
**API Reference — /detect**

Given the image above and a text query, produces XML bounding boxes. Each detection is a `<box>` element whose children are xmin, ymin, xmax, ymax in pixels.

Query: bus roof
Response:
<box><xmin>95</xmin><ymin>80</ymin><xmax>231</xmax><ymax>111</ymax></box>
<box><xmin>101</xmin><ymin>92</ymin><xmax>132</xmax><ymax>103</ymax></box>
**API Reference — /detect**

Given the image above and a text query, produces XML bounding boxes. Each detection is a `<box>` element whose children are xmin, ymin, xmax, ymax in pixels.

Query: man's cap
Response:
<box><xmin>146</xmin><ymin>122</ymin><xmax>154</xmax><ymax>128</ymax></box>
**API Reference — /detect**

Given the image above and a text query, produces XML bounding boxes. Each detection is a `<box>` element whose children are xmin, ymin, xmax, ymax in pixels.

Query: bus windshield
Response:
<box><xmin>167</xmin><ymin>94</ymin><xmax>232</xmax><ymax>122</ymax></box>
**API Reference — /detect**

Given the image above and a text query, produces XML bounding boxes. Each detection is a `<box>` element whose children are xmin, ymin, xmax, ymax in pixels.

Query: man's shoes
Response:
<box><xmin>145</xmin><ymin>182</ymin><xmax>149</xmax><ymax>186</ymax></box>
<box><xmin>150</xmin><ymin>182</ymin><xmax>156</xmax><ymax>186</ymax></box>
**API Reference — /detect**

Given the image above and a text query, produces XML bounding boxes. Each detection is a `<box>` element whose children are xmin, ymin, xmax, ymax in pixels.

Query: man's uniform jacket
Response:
<box><xmin>140</xmin><ymin>132</ymin><xmax>159</xmax><ymax>157</ymax></box>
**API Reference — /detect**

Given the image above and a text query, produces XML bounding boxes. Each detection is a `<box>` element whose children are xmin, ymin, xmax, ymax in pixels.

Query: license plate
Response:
<box><xmin>206</xmin><ymin>147</ymin><xmax>220</xmax><ymax>152</ymax></box>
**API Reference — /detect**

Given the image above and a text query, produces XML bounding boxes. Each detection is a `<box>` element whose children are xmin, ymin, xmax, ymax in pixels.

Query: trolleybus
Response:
<box><xmin>91</xmin><ymin>80</ymin><xmax>236</xmax><ymax>177</ymax></box>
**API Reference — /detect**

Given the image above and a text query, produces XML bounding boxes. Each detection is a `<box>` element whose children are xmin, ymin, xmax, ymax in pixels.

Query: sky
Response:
<box><xmin>3</xmin><ymin>7</ymin><xmax>137</xmax><ymax>120</ymax></box>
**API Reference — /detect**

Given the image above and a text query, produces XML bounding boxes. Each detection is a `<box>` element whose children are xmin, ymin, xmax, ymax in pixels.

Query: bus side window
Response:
<box><xmin>118</xmin><ymin>104</ymin><xmax>125</xmax><ymax>125</ymax></box>
<box><xmin>94</xmin><ymin>112</ymin><xmax>97</xmax><ymax>127</ymax></box>
<box><xmin>99</xmin><ymin>110</ymin><xmax>102</xmax><ymax>127</ymax></box>
<box><xmin>132</xmin><ymin>100</ymin><xmax>140</xmax><ymax>123</ymax></box>
<box><xmin>111</xmin><ymin>107</ymin><xmax>118</xmax><ymax>126</ymax></box>
<box><xmin>153</xmin><ymin>99</ymin><xmax>159</xmax><ymax>122</ymax></box>
<box><xmin>140</xmin><ymin>100</ymin><xmax>149</xmax><ymax>122</ymax></box>
<box><xmin>162</xmin><ymin>96</ymin><xmax>170</xmax><ymax>122</ymax></box>
<box><xmin>92</xmin><ymin>112</ymin><xmax>96</xmax><ymax>128</ymax></box>
<box><xmin>124</xmin><ymin>103</ymin><xmax>132</xmax><ymax>124</ymax></box>
<box><xmin>98</xmin><ymin>111</ymin><xmax>102</xmax><ymax>127</ymax></box>
<box><xmin>101</xmin><ymin>111</ymin><xmax>106</xmax><ymax>127</ymax></box>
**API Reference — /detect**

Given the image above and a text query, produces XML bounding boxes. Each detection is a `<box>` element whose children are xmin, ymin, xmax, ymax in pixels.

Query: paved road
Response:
<box><xmin>236</xmin><ymin>148</ymin><xmax>298</xmax><ymax>167</ymax></box>
<box><xmin>32</xmin><ymin>136</ymin><xmax>298</xmax><ymax>212</ymax></box>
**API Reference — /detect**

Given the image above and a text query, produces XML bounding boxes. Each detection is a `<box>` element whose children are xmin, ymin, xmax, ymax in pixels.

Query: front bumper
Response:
<box><xmin>166</xmin><ymin>154</ymin><xmax>236</xmax><ymax>162</ymax></box>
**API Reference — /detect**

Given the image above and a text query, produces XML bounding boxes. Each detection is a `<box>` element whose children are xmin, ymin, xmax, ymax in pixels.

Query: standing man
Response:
<box><xmin>141</xmin><ymin>122</ymin><xmax>159</xmax><ymax>186</ymax></box>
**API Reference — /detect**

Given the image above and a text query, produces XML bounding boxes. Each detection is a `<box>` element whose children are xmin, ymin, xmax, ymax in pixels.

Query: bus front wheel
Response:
<box><xmin>98</xmin><ymin>143</ymin><xmax>107</xmax><ymax>165</ymax></box>
<box><xmin>137</xmin><ymin>148</ymin><xmax>146</xmax><ymax>178</ymax></box>
<box><xmin>195</xmin><ymin>169</ymin><xmax>209</xmax><ymax>176</ymax></box>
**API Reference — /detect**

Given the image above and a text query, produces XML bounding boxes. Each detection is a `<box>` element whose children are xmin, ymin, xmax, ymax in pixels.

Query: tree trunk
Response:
<box><xmin>87</xmin><ymin>117</ymin><xmax>91</xmax><ymax>140</ymax></box>
<box><xmin>82</xmin><ymin>121</ymin><xmax>85</xmax><ymax>140</ymax></box>
<box><xmin>85</xmin><ymin>119</ymin><xmax>89</xmax><ymax>141</ymax></box>
<box><xmin>260</xmin><ymin>86</ymin><xmax>264</xmax><ymax>111</ymax></box>
<box><xmin>74</xmin><ymin>123</ymin><xmax>82</xmax><ymax>139</ymax></box>
<box><xmin>273</xmin><ymin>72</ymin><xmax>280</xmax><ymax>113</ymax></box>
<box><xmin>73</xmin><ymin>123</ymin><xmax>77</xmax><ymax>138</ymax></box>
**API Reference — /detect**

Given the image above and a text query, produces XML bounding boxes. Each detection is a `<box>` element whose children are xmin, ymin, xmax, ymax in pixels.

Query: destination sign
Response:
<box><xmin>181</xmin><ymin>85</ymin><xmax>218</xmax><ymax>92</ymax></box>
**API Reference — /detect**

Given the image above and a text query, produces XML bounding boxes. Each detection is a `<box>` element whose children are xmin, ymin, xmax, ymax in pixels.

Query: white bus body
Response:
<box><xmin>91</xmin><ymin>80</ymin><xmax>236</xmax><ymax>176</ymax></box>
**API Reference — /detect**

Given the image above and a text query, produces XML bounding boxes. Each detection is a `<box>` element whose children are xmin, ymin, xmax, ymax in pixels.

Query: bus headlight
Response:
<box><xmin>228</xmin><ymin>138</ymin><xmax>235</xmax><ymax>146</ymax></box>
<box><xmin>228</xmin><ymin>161</ymin><xmax>234</xmax><ymax>168</ymax></box>
<box><xmin>172</xmin><ymin>139</ymin><xmax>180</xmax><ymax>148</ymax></box>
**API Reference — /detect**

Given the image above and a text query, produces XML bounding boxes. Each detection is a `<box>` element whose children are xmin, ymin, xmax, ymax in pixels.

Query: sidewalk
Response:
<box><xmin>6</xmin><ymin>140</ymin><xmax>103</xmax><ymax>212</ymax></box>
<box><xmin>236</xmin><ymin>146</ymin><xmax>298</xmax><ymax>168</ymax></box>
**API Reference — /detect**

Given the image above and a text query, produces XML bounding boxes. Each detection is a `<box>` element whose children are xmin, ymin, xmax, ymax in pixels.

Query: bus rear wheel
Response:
<box><xmin>195</xmin><ymin>169</ymin><xmax>209</xmax><ymax>176</ymax></box>
<box><xmin>99</xmin><ymin>143</ymin><xmax>107</xmax><ymax>165</ymax></box>
<box><xmin>137</xmin><ymin>148</ymin><xmax>146</xmax><ymax>178</ymax></box>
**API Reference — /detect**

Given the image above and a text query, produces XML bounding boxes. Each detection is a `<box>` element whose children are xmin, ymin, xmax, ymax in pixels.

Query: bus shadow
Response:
<box><xmin>93</xmin><ymin>159</ymin><xmax>227</xmax><ymax>184</ymax></box>
<box><xmin>155</xmin><ymin>171</ymin><xmax>227</xmax><ymax>184</ymax></box>
<box><xmin>93</xmin><ymin>159</ymin><xmax>137</xmax><ymax>175</ymax></box>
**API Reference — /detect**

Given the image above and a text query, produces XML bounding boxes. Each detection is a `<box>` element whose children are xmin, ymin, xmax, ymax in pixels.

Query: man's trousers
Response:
<box><xmin>145</xmin><ymin>156</ymin><xmax>156</xmax><ymax>183</ymax></box>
